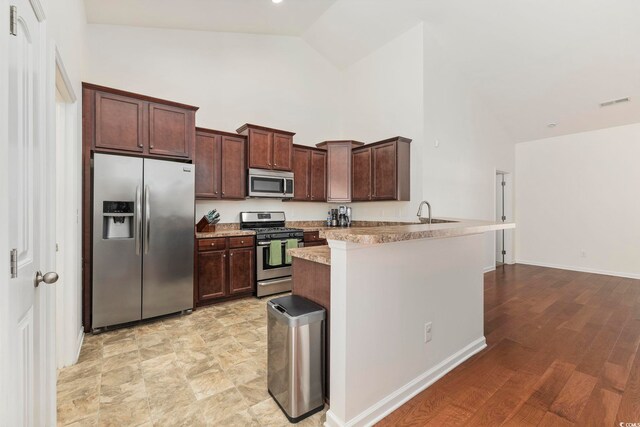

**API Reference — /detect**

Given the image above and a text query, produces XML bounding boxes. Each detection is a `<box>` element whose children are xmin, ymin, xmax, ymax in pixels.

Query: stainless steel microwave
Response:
<box><xmin>248</xmin><ymin>168</ymin><xmax>294</xmax><ymax>198</ymax></box>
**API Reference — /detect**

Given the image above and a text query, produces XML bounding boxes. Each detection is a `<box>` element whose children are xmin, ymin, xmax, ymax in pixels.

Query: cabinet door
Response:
<box><xmin>272</xmin><ymin>133</ymin><xmax>293</xmax><ymax>171</ymax></box>
<box><xmin>148</xmin><ymin>103</ymin><xmax>192</xmax><ymax>158</ymax></box>
<box><xmin>310</xmin><ymin>150</ymin><xmax>327</xmax><ymax>201</ymax></box>
<box><xmin>221</xmin><ymin>135</ymin><xmax>246</xmax><ymax>199</ymax></box>
<box><xmin>326</xmin><ymin>142</ymin><xmax>353</xmax><ymax>202</ymax></box>
<box><xmin>195</xmin><ymin>133</ymin><xmax>220</xmax><ymax>199</ymax></box>
<box><xmin>292</xmin><ymin>147</ymin><xmax>310</xmax><ymax>201</ymax></box>
<box><xmin>94</xmin><ymin>91</ymin><xmax>145</xmax><ymax>153</ymax></box>
<box><xmin>248</xmin><ymin>128</ymin><xmax>272</xmax><ymax>169</ymax></box>
<box><xmin>352</xmin><ymin>147</ymin><xmax>372</xmax><ymax>201</ymax></box>
<box><xmin>197</xmin><ymin>250</ymin><xmax>227</xmax><ymax>302</ymax></box>
<box><xmin>372</xmin><ymin>142</ymin><xmax>397</xmax><ymax>200</ymax></box>
<box><xmin>229</xmin><ymin>247</ymin><xmax>254</xmax><ymax>295</ymax></box>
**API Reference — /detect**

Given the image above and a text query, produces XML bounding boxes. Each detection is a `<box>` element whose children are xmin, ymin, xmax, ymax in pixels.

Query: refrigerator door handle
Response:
<box><xmin>144</xmin><ymin>185</ymin><xmax>150</xmax><ymax>254</ymax></box>
<box><xmin>135</xmin><ymin>186</ymin><xmax>142</xmax><ymax>255</ymax></box>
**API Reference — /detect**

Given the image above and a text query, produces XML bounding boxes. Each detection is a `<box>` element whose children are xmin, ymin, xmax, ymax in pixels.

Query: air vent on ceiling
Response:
<box><xmin>600</xmin><ymin>97</ymin><xmax>631</xmax><ymax>107</ymax></box>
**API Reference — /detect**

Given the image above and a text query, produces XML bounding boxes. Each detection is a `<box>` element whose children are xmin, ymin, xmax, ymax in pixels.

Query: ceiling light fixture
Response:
<box><xmin>272</xmin><ymin>0</ymin><xmax>283</xmax><ymax>3</ymax></box>
<box><xmin>547</xmin><ymin>123</ymin><xmax>557</xmax><ymax>128</ymax></box>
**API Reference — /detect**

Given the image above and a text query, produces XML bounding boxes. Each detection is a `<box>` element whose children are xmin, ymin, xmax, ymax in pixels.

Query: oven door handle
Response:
<box><xmin>257</xmin><ymin>240</ymin><xmax>302</xmax><ymax>246</ymax></box>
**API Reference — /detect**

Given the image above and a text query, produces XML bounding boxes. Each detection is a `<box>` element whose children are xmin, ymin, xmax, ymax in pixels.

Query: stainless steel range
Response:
<box><xmin>240</xmin><ymin>212</ymin><xmax>304</xmax><ymax>297</ymax></box>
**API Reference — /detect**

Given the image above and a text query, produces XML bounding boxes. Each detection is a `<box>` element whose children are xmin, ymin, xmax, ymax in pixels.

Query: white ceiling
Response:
<box><xmin>83</xmin><ymin>0</ymin><xmax>640</xmax><ymax>142</ymax></box>
<box><xmin>84</xmin><ymin>0</ymin><xmax>337</xmax><ymax>36</ymax></box>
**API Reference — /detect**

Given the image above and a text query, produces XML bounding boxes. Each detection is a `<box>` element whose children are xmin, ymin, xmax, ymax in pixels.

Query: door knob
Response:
<box><xmin>35</xmin><ymin>271</ymin><xmax>59</xmax><ymax>287</ymax></box>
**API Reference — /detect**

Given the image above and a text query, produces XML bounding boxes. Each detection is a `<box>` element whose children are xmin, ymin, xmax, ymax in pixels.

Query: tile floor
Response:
<box><xmin>56</xmin><ymin>295</ymin><xmax>327</xmax><ymax>426</ymax></box>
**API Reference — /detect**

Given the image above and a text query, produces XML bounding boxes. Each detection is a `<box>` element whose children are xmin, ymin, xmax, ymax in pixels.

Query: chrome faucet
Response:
<box><xmin>417</xmin><ymin>201</ymin><xmax>432</xmax><ymax>224</ymax></box>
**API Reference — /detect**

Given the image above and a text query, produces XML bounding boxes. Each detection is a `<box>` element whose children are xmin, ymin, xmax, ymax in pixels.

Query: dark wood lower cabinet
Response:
<box><xmin>197</xmin><ymin>250</ymin><xmax>226</xmax><ymax>302</ymax></box>
<box><xmin>291</xmin><ymin>258</ymin><xmax>331</xmax><ymax>401</ymax></box>
<box><xmin>195</xmin><ymin>236</ymin><xmax>255</xmax><ymax>307</ymax></box>
<box><xmin>229</xmin><ymin>247</ymin><xmax>254</xmax><ymax>295</ymax></box>
<box><xmin>303</xmin><ymin>231</ymin><xmax>327</xmax><ymax>247</ymax></box>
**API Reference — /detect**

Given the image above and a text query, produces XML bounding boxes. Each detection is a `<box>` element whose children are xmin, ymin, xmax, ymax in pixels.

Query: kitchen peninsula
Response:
<box><xmin>288</xmin><ymin>218</ymin><xmax>515</xmax><ymax>427</ymax></box>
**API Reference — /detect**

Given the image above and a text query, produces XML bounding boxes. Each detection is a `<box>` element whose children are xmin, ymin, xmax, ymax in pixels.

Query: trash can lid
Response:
<box><xmin>268</xmin><ymin>295</ymin><xmax>325</xmax><ymax>318</ymax></box>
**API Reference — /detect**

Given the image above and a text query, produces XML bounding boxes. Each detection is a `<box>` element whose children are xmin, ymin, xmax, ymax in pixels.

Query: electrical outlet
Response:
<box><xmin>424</xmin><ymin>322</ymin><xmax>433</xmax><ymax>343</ymax></box>
<box><xmin>434</xmin><ymin>139</ymin><xmax>440</xmax><ymax>148</ymax></box>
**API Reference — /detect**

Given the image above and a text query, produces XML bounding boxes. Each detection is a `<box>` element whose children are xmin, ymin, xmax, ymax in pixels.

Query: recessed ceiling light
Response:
<box><xmin>272</xmin><ymin>0</ymin><xmax>283</xmax><ymax>3</ymax></box>
<box><xmin>547</xmin><ymin>123</ymin><xmax>557</xmax><ymax>128</ymax></box>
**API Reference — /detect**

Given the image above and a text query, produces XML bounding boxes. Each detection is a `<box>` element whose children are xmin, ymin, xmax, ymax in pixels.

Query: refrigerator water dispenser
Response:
<box><xmin>102</xmin><ymin>201</ymin><xmax>134</xmax><ymax>239</ymax></box>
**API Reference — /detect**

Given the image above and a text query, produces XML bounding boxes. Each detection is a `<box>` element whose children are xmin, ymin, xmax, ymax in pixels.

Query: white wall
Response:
<box><xmin>340</xmin><ymin>23</ymin><xmax>424</xmax><ymax>221</ymax></box>
<box><xmin>516</xmin><ymin>122</ymin><xmax>640</xmax><ymax>278</ymax></box>
<box><xmin>422</xmin><ymin>27</ymin><xmax>515</xmax><ymax>269</ymax></box>
<box><xmin>84</xmin><ymin>24</ymin><xmax>345</xmax><ymax>224</ymax></box>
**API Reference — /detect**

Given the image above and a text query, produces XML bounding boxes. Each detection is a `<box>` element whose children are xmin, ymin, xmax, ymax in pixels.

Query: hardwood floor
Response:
<box><xmin>378</xmin><ymin>264</ymin><xmax>640</xmax><ymax>426</ymax></box>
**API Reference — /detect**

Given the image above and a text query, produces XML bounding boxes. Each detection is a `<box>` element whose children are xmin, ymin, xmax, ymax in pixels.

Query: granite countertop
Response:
<box><xmin>319</xmin><ymin>218</ymin><xmax>515</xmax><ymax>245</ymax></box>
<box><xmin>195</xmin><ymin>223</ymin><xmax>256</xmax><ymax>239</ymax></box>
<box><xmin>196</xmin><ymin>230</ymin><xmax>255</xmax><ymax>239</ymax></box>
<box><xmin>288</xmin><ymin>246</ymin><xmax>331</xmax><ymax>265</ymax></box>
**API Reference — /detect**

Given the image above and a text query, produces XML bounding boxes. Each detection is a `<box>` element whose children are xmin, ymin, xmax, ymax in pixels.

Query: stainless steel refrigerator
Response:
<box><xmin>92</xmin><ymin>153</ymin><xmax>195</xmax><ymax>330</ymax></box>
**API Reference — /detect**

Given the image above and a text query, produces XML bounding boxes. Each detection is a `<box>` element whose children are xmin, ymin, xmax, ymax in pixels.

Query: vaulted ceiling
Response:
<box><xmin>83</xmin><ymin>0</ymin><xmax>640</xmax><ymax>142</ymax></box>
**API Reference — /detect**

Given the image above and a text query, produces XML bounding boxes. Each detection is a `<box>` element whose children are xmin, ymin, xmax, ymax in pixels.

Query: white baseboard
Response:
<box><xmin>324</xmin><ymin>337</ymin><xmax>487</xmax><ymax>427</ymax></box>
<box><xmin>483</xmin><ymin>265</ymin><xmax>496</xmax><ymax>273</ymax></box>
<box><xmin>516</xmin><ymin>259</ymin><xmax>640</xmax><ymax>280</ymax></box>
<box><xmin>74</xmin><ymin>327</ymin><xmax>84</xmax><ymax>364</ymax></box>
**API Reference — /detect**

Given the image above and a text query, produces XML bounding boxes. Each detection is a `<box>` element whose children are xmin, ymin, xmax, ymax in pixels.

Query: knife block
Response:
<box><xmin>196</xmin><ymin>217</ymin><xmax>216</xmax><ymax>233</ymax></box>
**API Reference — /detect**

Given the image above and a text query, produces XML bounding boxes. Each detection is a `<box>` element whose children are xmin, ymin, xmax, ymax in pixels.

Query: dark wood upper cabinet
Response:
<box><xmin>228</xmin><ymin>247</ymin><xmax>254</xmax><ymax>295</ymax></box>
<box><xmin>272</xmin><ymin>133</ymin><xmax>293</xmax><ymax>171</ymax></box>
<box><xmin>292</xmin><ymin>145</ymin><xmax>327</xmax><ymax>202</ymax></box>
<box><xmin>197</xmin><ymin>250</ymin><xmax>226</xmax><ymax>302</ymax></box>
<box><xmin>84</xmin><ymin>83</ymin><xmax>198</xmax><ymax>161</ymax></box>
<box><xmin>94</xmin><ymin>91</ymin><xmax>145</xmax><ymax>153</ymax></box>
<box><xmin>352</xmin><ymin>147</ymin><xmax>372</xmax><ymax>201</ymax></box>
<box><xmin>148</xmin><ymin>103</ymin><xmax>193</xmax><ymax>158</ymax></box>
<box><xmin>220</xmin><ymin>134</ymin><xmax>246</xmax><ymax>199</ymax></box>
<box><xmin>316</xmin><ymin>140</ymin><xmax>364</xmax><ymax>203</ymax></box>
<box><xmin>195</xmin><ymin>128</ymin><xmax>246</xmax><ymax>200</ymax></box>
<box><xmin>372</xmin><ymin>142</ymin><xmax>398</xmax><ymax>200</ymax></box>
<box><xmin>195</xmin><ymin>132</ymin><xmax>220</xmax><ymax>198</ymax></box>
<box><xmin>237</xmin><ymin>124</ymin><xmax>295</xmax><ymax>172</ymax></box>
<box><xmin>292</xmin><ymin>146</ymin><xmax>310</xmax><ymax>201</ymax></box>
<box><xmin>310</xmin><ymin>150</ymin><xmax>327</xmax><ymax>201</ymax></box>
<box><xmin>246</xmin><ymin>128</ymin><xmax>272</xmax><ymax>169</ymax></box>
<box><xmin>350</xmin><ymin>137</ymin><xmax>411</xmax><ymax>202</ymax></box>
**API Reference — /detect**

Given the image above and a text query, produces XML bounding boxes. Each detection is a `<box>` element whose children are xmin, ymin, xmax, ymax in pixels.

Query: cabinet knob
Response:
<box><xmin>214</xmin><ymin>191</ymin><xmax>218</xmax><ymax>194</ymax></box>
<box><xmin>211</xmin><ymin>243</ymin><xmax>215</xmax><ymax>246</ymax></box>
<box><xmin>240</xmin><ymin>240</ymin><xmax>244</xmax><ymax>244</ymax></box>
<box><xmin>222</xmin><ymin>192</ymin><xmax>225</xmax><ymax>195</ymax></box>
<box><xmin>223</xmin><ymin>254</ymin><xmax>226</xmax><ymax>258</ymax></box>
<box><xmin>230</xmin><ymin>253</ymin><xmax>234</xmax><ymax>257</ymax></box>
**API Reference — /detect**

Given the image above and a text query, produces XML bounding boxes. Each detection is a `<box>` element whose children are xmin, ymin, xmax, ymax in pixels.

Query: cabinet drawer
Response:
<box><xmin>229</xmin><ymin>236</ymin><xmax>255</xmax><ymax>249</ymax></box>
<box><xmin>304</xmin><ymin>231</ymin><xmax>322</xmax><ymax>242</ymax></box>
<box><xmin>198</xmin><ymin>238</ymin><xmax>227</xmax><ymax>251</ymax></box>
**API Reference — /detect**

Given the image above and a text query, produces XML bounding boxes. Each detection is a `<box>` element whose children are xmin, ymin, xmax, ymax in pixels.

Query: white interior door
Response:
<box><xmin>7</xmin><ymin>1</ymin><xmax>56</xmax><ymax>425</ymax></box>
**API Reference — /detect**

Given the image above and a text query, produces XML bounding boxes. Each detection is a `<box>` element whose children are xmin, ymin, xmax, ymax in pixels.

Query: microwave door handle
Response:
<box><xmin>282</xmin><ymin>178</ymin><xmax>286</xmax><ymax>195</ymax></box>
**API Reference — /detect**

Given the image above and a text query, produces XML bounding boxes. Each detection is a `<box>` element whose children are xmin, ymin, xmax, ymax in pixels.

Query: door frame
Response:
<box><xmin>495</xmin><ymin>169</ymin><xmax>514</xmax><ymax>266</ymax></box>
<box><xmin>52</xmin><ymin>44</ymin><xmax>83</xmax><ymax>370</ymax></box>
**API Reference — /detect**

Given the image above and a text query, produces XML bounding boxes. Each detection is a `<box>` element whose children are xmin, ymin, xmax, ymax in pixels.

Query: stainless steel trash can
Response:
<box><xmin>267</xmin><ymin>295</ymin><xmax>325</xmax><ymax>423</ymax></box>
